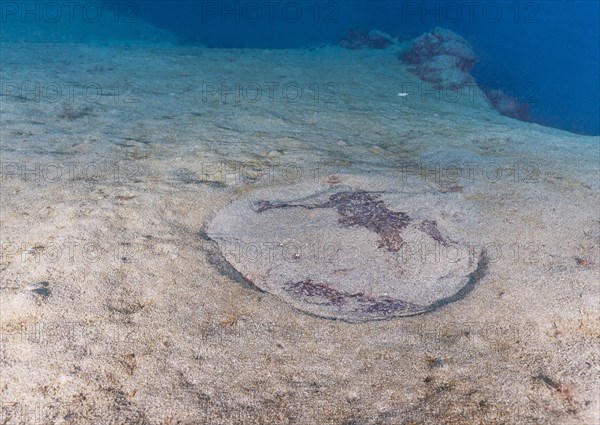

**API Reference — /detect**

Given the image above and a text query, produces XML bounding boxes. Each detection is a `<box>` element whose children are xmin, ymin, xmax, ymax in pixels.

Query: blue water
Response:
<box><xmin>2</xmin><ymin>1</ymin><xmax>598</xmax><ymax>135</ymax></box>
<box><xmin>106</xmin><ymin>0</ymin><xmax>600</xmax><ymax>136</ymax></box>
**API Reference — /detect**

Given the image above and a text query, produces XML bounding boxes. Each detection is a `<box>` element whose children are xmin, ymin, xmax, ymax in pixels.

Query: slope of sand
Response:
<box><xmin>1</xmin><ymin>42</ymin><xmax>598</xmax><ymax>424</ymax></box>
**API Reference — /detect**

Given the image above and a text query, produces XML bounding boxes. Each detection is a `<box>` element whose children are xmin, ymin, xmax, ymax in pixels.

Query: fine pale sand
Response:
<box><xmin>0</xmin><ymin>41</ymin><xmax>598</xmax><ymax>424</ymax></box>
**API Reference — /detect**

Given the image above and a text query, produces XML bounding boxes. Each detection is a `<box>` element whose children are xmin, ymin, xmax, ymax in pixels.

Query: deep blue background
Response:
<box><xmin>112</xmin><ymin>0</ymin><xmax>600</xmax><ymax>135</ymax></box>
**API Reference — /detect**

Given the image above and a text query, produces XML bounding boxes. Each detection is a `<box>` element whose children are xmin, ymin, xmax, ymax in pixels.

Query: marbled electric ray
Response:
<box><xmin>206</xmin><ymin>178</ymin><xmax>488</xmax><ymax>322</ymax></box>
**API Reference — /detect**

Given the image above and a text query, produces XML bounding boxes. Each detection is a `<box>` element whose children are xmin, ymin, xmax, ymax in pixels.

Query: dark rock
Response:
<box><xmin>30</xmin><ymin>281</ymin><xmax>51</xmax><ymax>299</ymax></box>
<box><xmin>339</xmin><ymin>29</ymin><xmax>395</xmax><ymax>50</ymax></box>
<box><xmin>401</xmin><ymin>27</ymin><xmax>478</xmax><ymax>89</ymax></box>
<box><xmin>485</xmin><ymin>89</ymin><xmax>531</xmax><ymax>122</ymax></box>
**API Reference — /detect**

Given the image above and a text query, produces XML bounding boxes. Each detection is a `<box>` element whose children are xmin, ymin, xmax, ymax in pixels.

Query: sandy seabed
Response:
<box><xmin>0</xmin><ymin>41</ymin><xmax>599</xmax><ymax>424</ymax></box>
